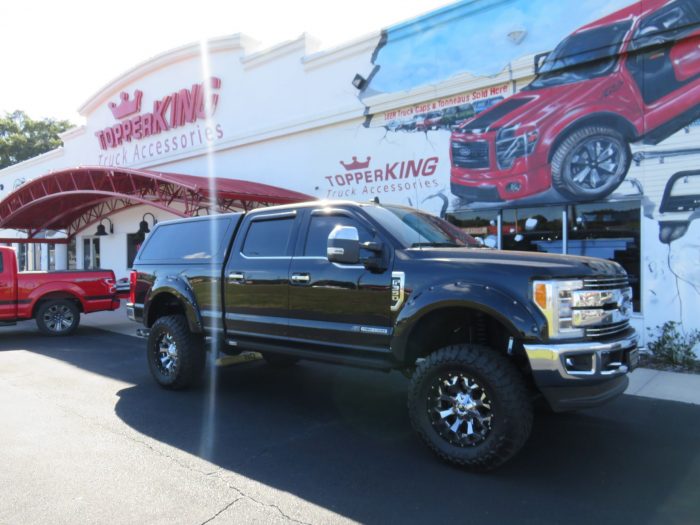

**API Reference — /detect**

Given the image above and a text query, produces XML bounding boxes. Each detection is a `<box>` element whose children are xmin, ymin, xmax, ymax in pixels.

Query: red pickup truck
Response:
<box><xmin>0</xmin><ymin>246</ymin><xmax>119</xmax><ymax>335</ymax></box>
<box><xmin>450</xmin><ymin>0</ymin><xmax>700</xmax><ymax>203</ymax></box>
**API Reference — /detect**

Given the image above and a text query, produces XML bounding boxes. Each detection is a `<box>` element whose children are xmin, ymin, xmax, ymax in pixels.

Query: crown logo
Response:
<box><xmin>108</xmin><ymin>90</ymin><xmax>143</xmax><ymax>119</ymax></box>
<box><xmin>340</xmin><ymin>156</ymin><xmax>371</xmax><ymax>170</ymax></box>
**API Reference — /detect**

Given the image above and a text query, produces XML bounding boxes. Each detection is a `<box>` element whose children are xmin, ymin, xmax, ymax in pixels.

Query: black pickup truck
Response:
<box><xmin>127</xmin><ymin>200</ymin><xmax>638</xmax><ymax>470</ymax></box>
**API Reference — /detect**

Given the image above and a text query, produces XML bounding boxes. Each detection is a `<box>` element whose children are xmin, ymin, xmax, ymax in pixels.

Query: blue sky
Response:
<box><xmin>367</xmin><ymin>0</ymin><xmax>633</xmax><ymax>94</ymax></box>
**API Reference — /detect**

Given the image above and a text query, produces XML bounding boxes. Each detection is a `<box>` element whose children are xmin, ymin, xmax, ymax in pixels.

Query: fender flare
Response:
<box><xmin>144</xmin><ymin>276</ymin><xmax>203</xmax><ymax>333</ymax></box>
<box><xmin>28</xmin><ymin>283</ymin><xmax>87</xmax><ymax>315</ymax></box>
<box><xmin>392</xmin><ymin>281</ymin><xmax>545</xmax><ymax>362</ymax></box>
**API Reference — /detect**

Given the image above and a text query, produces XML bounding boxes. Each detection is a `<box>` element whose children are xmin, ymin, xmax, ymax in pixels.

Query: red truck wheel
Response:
<box><xmin>35</xmin><ymin>299</ymin><xmax>80</xmax><ymax>336</ymax></box>
<box><xmin>551</xmin><ymin>125</ymin><xmax>631</xmax><ymax>201</ymax></box>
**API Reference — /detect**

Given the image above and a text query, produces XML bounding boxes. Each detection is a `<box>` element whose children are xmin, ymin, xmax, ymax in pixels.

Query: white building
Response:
<box><xmin>2</xmin><ymin>0</ymin><xmax>700</xmax><ymax>345</ymax></box>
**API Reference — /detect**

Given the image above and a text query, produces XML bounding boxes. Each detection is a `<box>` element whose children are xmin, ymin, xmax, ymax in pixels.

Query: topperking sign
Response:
<box><xmin>95</xmin><ymin>76</ymin><xmax>224</xmax><ymax>166</ymax></box>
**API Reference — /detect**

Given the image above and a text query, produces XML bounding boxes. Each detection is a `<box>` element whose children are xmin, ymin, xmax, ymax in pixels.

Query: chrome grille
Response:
<box><xmin>582</xmin><ymin>276</ymin><xmax>629</xmax><ymax>290</ymax></box>
<box><xmin>586</xmin><ymin>320</ymin><xmax>630</xmax><ymax>338</ymax></box>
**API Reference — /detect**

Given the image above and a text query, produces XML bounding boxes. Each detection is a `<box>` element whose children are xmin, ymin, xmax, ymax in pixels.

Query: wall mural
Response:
<box><xmin>350</xmin><ymin>0</ymin><xmax>700</xmax><ymax>335</ymax></box>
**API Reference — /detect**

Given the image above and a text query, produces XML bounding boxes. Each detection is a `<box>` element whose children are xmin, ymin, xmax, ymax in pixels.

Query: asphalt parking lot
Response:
<box><xmin>1</xmin><ymin>324</ymin><xmax>699</xmax><ymax>525</ymax></box>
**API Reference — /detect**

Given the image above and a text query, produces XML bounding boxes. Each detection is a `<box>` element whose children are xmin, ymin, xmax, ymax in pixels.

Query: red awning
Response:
<box><xmin>0</xmin><ymin>166</ymin><xmax>311</xmax><ymax>238</ymax></box>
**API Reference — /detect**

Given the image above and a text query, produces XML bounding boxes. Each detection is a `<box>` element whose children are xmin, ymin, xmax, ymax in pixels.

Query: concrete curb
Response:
<box><xmin>626</xmin><ymin>367</ymin><xmax>700</xmax><ymax>405</ymax></box>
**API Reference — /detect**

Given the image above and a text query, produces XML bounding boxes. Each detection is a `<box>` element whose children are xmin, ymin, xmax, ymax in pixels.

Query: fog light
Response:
<box><xmin>506</xmin><ymin>182</ymin><xmax>522</xmax><ymax>193</ymax></box>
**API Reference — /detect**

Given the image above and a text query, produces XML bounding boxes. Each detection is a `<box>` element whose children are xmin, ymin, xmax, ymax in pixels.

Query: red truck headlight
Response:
<box><xmin>496</xmin><ymin>124</ymin><xmax>539</xmax><ymax>169</ymax></box>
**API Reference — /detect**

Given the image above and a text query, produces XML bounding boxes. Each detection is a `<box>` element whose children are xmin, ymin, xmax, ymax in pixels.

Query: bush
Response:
<box><xmin>646</xmin><ymin>321</ymin><xmax>700</xmax><ymax>370</ymax></box>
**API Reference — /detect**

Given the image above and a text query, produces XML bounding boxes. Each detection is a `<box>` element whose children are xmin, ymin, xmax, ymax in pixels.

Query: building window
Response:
<box><xmin>567</xmin><ymin>201</ymin><xmax>641</xmax><ymax>312</ymax></box>
<box><xmin>446</xmin><ymin>209</ymin><xmax>499</xmax><ymax>247</ymax></box>
<box><xmin>68</xmin><ymin>238</ymin><xmax>77</xmax><ymax>270</ymax></box>
<box><xmin>83</xmin><ymin>237</ymin><xmax>101</xmax><ymax>269</ymax></box>
<box><xmin>48</xmin><ymin>244</ymin><xmax>56</xmax><ymax>270</ymax></box>
<box><xmin>447</xmin><ymin>200</ymin><xmax>641</xmax><ymax>312</ymax></box>
<box><xmin>501</xmin><ymin>206</ymin><xmax>564</xmax><ymax>253</ymax></box>
<box><xmin>17</xmin><ymin>244</ymin><xmax>28</xmax><ymax>271</ymax></box>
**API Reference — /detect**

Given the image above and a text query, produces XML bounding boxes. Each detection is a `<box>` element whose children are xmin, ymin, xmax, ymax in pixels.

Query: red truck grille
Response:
<box><xmin>451</xmin><ymin>141</ymin><xmax>489</xmax><ymax>169</ymax></box>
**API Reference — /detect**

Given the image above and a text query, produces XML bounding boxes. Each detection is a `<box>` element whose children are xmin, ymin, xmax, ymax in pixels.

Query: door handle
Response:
<box><xmin>290</xmin><ymin>273</ymin><xmax>310</xmax><ymax>284</ymax></box>
<box><xmin>228</xmin><ymin>271</ymin><xmax>245</xmax><ymax>283</ymax></box>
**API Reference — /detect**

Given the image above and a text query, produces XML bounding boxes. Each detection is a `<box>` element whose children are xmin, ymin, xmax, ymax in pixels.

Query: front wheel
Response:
<box><xmin>147</xmin><ymin>315</ymin><xmax>205</xmax><ymax>389</ymax></box>
<box><xmin>408</xmin><ymin>344</ymin><xmax>533</xmax><ymax>471</ymax></box>
<box><xmin>35</xmin><ymin>299</ymin><xmax>80</xmax><ymax>336</ymax></box>
<box><xmin>551</xmin><ymin>125</ymin><xmax>631</xmax><ymax>201</ymax></box>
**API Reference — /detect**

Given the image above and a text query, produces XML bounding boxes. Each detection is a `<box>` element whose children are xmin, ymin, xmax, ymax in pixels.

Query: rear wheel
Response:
<box><xmin>551</xmin><ymin>125</ymin><xmax>631</xmax><ymax>201</ymax></box>
<box><xmin>147</xmin><ymin>315</ymin><xmax>205</xmax><ymax>389</ymax></box>
<box><xmin>408</xmin><ymin>344</ymin><xmax>533</xmax><ymax>471</ymax></box>
<box><xmin>35</xmin><ymin>299</ymin><xmax>80</xmax><ymax>336</ymax></box>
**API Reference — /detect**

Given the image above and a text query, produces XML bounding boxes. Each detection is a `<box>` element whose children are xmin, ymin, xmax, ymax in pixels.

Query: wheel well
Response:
<box><xmin>405</xmin><ymin>307</ymin><xmax>526</xmax><ymax>367</ymax></box>
<box><xmin>146</xmin><ymin>293</ymin><xmax>186</xmax><ymax>327</ymax></box>
<box><xmin>33</xmin><ymin>293</ymin><xmax>83</xmax><ymax>316</ymax></box>
<box><xmin>547</xmin><ymin>114</ymin><xmax>637</xmax><ymax>163</ymax></box>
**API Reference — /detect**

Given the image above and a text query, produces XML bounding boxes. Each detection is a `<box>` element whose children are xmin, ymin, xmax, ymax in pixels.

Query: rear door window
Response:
<box><xmin>242</xmin><ymin>218</ymin><xmax>295</xmax><ymax>257</ymax></box>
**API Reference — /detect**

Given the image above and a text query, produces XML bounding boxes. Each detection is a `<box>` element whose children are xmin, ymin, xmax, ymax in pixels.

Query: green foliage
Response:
<box><xmin>0</xmin><ymin>110</ymin><xmax>74</xmax><ymax>169</ymax></box>
<box><xmin>646</xmin><ymin>321</ymin><xmax>700</xmax><ymax>369</ymax></box>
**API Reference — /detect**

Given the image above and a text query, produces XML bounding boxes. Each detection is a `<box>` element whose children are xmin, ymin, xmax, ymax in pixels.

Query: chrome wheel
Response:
<box><xmin>567</xmin><ymin>137</ymin><xmax>624</xmax><ymax>195</ymax></box>
<box><xmin>428</xmin><ymin>372</ymin><xmax>493</xmax><ymax>447</ymax></box>
<box><xmin>43</xmin><ymin>304</ymin><xmax>76</xmax><ymax>333</ymax></box>
<box><xmin>156</xmin><ymin>333</ymin><xmax>179</xmax><ymax>376</ymax></box>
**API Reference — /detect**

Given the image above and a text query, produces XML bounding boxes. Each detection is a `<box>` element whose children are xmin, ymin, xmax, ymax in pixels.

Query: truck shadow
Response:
<box><xmin>115</xmin><ymin>359</ymin><xmax>700</xmax><ymax>524</ymax></box>
<box><xmin>4</xmin><ymin>327</ymin><xmax>699</xmax><ymax>523</ymax></box>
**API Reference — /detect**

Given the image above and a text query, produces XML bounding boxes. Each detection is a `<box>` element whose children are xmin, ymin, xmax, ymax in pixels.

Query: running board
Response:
<box><xmin>227</xmin><ymin>339</ymin><xmax>394</xmax><ymax>372</ymax></box>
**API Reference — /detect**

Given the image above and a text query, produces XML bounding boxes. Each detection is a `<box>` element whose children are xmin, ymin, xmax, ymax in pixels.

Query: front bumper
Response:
<box><xmin>524</xmin><ymin>332</ymin><xmax>639</xmax><ymax>411</ymax></box>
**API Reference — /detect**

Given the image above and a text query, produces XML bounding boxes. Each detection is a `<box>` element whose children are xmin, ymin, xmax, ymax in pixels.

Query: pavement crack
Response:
<box><xmin>199</xmin><ymin>497</ymin><xmax>243</xmax><ymax>525</ymax></box>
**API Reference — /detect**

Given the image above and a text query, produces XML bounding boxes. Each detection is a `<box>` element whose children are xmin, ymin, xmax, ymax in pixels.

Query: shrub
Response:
<box><xmin>646</xmin><ymin>321</ymin><xmax>700</xmax><ymax>370</ymax></box>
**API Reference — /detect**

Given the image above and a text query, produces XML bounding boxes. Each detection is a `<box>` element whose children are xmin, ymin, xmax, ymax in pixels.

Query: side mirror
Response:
<box><xmin>534</xmin><ymin>51</ymin><xmax>550</xmax><ymax>74</ymax></box>
<box><xmin>327</xmin><ymin>226</ymin><xmax>360</xmax><ymax>264</ymax></box>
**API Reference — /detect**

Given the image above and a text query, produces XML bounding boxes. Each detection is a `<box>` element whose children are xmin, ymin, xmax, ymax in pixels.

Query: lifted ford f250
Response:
<box><xmin>127</xmin><ymin>200</ymin><xmax>638</xmax><ymax>470</ymax></box>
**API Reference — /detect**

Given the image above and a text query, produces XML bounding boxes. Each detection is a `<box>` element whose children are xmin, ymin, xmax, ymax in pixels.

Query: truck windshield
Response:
<box><xmin>364</xmin><ymin>205</ymin><xmax>481</xmax><ymax>248</ymax></box>
<box><xmin>527</xmin><ymin>21</ymin><xmax>632</xmax><ymax>90</ymax></box>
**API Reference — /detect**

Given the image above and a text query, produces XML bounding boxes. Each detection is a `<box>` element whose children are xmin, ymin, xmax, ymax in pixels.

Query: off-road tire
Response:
<box><xmin>551</xmin><ymin>125</ymin><xmax>631</xmax><ymax>201</ymax></box>
<box><xmin>408</xmin><ymin>344</ymin><xmax>533</xmax><ymax>471</ymax></box>
<box><xmin>262</xmin><ymin>353</ymin><xmax>300</xmax><ymax>368</ymax></box>
<box><xmin>35</xmin><ymin>299</ymin><xmax>80</xmax><ymax>336</ymax></box>
<box><xmin>147</xmin><ymin>315</ymin><xmax>205</xmax><ymax>389</ymax></box>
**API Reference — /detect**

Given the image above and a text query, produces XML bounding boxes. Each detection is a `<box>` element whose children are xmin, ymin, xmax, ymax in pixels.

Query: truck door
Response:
<box><xmin>0</xmin><ymin>249</ymin><xmax>18</xmax><ymax>320</ymax></box>
<box><xmin>625</xmin><ymin>1</ymin><xmax>700</xmax><ymax>131</ymax></box>
<box><xmin>287</xmin><ymin>208</ymin><xmax>393</xmax><ymax>353</ymax></box>
<box><xmin>223</xmin><ymin>211</ymin><xmax>298</xmax><ymax>342</ymax></box>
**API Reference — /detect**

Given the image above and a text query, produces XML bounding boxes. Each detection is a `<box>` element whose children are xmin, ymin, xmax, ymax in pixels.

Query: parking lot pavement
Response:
<box><xmin>1</xmin><ymin>325</ymin><xmax>699</xmax><ymax>525</ymax></box>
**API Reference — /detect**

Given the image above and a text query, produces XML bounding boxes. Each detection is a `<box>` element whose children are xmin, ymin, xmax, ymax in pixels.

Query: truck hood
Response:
<box><xmin>403</xmin><ymin>247</ymin><xmax>625</xmax><ymax>282</ymax></box>
<box><xmin>455</xmin><ymin>79</ymin><xmax>608</xmax><ymax>135</ymax></box>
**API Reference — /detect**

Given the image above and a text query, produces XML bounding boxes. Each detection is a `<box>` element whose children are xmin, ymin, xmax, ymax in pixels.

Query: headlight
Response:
<box><xmin>496</xmin><ymin>124</ymin><xmax>539</xmax><ymax>169</ymax></box>
<box><xmin>532</xmin><ymin>279</ymin><xmax>584</xmax><ymax>339</ymax></box>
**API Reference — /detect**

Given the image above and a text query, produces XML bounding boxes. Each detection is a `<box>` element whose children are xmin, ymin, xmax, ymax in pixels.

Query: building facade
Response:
<box><xmin>1</xmin><ymin>0</ymin><xmax>699</xmax><ymax>345</ymax></box>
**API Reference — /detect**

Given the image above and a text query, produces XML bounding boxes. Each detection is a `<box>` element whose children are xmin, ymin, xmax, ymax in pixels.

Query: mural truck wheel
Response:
<box><xmin>551</xmin><ymin>126</ymin><xmax>631</xmax><ymax>202</ymax></box>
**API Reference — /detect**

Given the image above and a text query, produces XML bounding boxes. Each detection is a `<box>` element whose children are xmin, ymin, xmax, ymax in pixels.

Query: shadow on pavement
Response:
<box><xmin>3</xmin><ymin>327</ymin><xmax>700</xmax><ymax>523</ymax></box>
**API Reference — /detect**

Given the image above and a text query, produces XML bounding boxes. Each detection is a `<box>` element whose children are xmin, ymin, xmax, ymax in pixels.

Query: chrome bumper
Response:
<box><xmin>524</xmin><ymin>332</ymin><xmax>638</xmax><ymax>411</ymax></box>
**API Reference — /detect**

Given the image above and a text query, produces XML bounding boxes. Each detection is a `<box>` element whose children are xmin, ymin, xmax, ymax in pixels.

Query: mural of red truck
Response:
<box><xmin>450</xmin><ymin>0</ymin><xmax>700</xmax><ymax>203</ymax></box>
